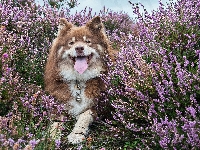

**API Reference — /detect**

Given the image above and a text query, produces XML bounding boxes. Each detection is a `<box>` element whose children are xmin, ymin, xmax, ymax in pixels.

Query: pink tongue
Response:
<box><xmin>74</xmin><ymin>57</ymin><xmax>88</xmax><ymax>74</ymax></box>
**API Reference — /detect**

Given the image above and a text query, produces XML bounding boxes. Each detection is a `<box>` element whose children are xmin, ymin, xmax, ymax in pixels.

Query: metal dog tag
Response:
<box><xmin>76</xmin><ymin>95</ymin><xmax>81</xmax><ymax>102</ymax></box>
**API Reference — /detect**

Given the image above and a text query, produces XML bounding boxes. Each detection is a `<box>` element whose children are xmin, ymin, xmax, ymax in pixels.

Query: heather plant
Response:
<box><xmin>103</xmin><ymin>0</ymin><xmax>200</xmax><ymax>149</ymax></box>
<box><xmin>0</xmin><ymin>0</ymin><xmax>60</xmax><ymax>86</ymax></box>
<box><xmin>0</xmin><ymin>0</ymin><xmax>199</xmax><ymax>149</ymax></box>
<box><xmin>0</xmin><ymin>0</ymin><xmax>65</xmax><ymax>149</ymax></box>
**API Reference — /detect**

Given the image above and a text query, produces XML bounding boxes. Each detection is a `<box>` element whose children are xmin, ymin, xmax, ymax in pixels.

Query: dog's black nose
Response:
<box><xmin>75</xmin><ymin>46</ymin><xmax>84</xmax><ymax>54</ymax></box>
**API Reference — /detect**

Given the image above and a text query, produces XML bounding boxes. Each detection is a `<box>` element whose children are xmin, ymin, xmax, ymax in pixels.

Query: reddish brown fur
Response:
<box><xmin>85</xmin><ymin>77</ymin><xmax>106</xmax><ymax>100</ymax></box>
<box><xmin>44</xmin><ymin>40</ymin><xmax>72</xmax><ymax>103</ymax></box>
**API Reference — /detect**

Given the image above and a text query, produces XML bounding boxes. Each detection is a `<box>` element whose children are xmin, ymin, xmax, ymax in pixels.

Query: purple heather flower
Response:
<box><xmin>195</xmin><ymin>50</ymin><xmax>200</xmax><ymax>55</ymax></box>
<box><xmin>8</xmin><ymin>138</ymin><xmax>15</xmax><ymax>147</ymax></box>
<box><xmin>17</xmin><ymin>138</ymin><xmax>24</xmax><ymax>144</ymax></box>
<box><xmin>55</xmin><ymin>139</ymin><xmax>61</xmax><ymax>148</ymax></box>
<box><xmin>186</xmin><ymin>106</ymin><xmax>196</xmax><ymax>118</ymax></box>
<box><xmin>183</xmin><ymin>56</ymin><xmax>189</xmax><ymax>67</ymax></box>
<box><xmin>77</xmin><ymin>145</ymin><xmax>83</xmax><ymax>150</ymax></box>
<box><xmin>2</xmin><ymin>53</ymin><xmax>8</xmax><ymax>58</ymax></box>
<box><xmin>29</xmin><ymin>139</ymin><xmax>40</xmax><ymax>148</ymax></box>
<box><xmin>27</xmin><ymin>133</ymin><xmax>33</xmax><ymax>138</ymax></box>
<box><xmin>25</xmin><ymin>127</ymin><xmax>29</xmax><ymax>131</ymax></box>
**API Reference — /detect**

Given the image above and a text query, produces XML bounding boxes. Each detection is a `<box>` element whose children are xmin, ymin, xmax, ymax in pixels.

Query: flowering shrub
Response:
<box><xmin>0</xmin><ymin>0</ymin><xmax>199</xmax><ymax>149</ymax></box>
<box><xmin>0</xmin><ymin>0</ymin><xmax>67</xmax><ymax>149</ymax></box>
<box><xmin>104</xmin><ymin>0</ymin><xmax>200</xmax><ymax>149</ymax></box>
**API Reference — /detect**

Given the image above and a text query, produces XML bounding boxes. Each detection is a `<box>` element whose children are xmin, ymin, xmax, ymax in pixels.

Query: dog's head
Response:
<box><xmin>51</xmin><ymin>16</ymin><xmax>110</xmax><ymax>81</ymax></box>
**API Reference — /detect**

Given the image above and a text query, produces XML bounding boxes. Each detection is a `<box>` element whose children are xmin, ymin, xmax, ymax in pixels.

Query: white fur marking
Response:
<box><xmin>83</xmin><ymin>36</ymin><xmax>86</xmax><ymax>41</ymax></box>
<box><xmin>57</xmin><ymin>23</ymin><xmax>65</xmax><ymax>36</ymax></box>
<box><xmin>57</xmin><ymin>46</ymin><xmax>63</xmax><ymax>57</ymax></box>
<box><xmin>72</xmin><ymin>37</ymin><xmax>75</xmax><ymax>42</ymax></box>
<box><xmin>67</xmin><ymin>81</ymin><xmax>94</xmax><ymax>116</ymax></box>
<box><xmin>97</xmin><ymin>44</ymin><xmax>103</xmax><ymax>52</ymax></box>
<box><xmin>59</xmin><ymin>61</ymin><xmax>103</xmax><ymax>81</ymax></box>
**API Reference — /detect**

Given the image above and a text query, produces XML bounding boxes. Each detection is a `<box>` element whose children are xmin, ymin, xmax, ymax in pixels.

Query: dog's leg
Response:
<box><xmin>49</xmin><ymin>115</ymin><xmax>64</xmax><ymax>140</ymax></box>
<box><xmin>67</xmin><ymin>109</ymin><xmax>94</xmax><ymax>144</ymax></box>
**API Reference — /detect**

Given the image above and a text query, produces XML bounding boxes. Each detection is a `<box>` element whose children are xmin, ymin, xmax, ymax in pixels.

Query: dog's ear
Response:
<box><xmin>57</xmin><ymin>18</ymin><xmax>73</xmax><ymax>36</ymax></box>
<box><xmin>86</xmin><ymin>16</ymin><xmax>103</xmax><ymax>33</ymax></box>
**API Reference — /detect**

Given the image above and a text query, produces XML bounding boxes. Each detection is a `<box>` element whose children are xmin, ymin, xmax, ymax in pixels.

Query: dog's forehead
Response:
<box><xmin>69</xmin><ymin>26</ymin><xmax>93</xmax><ymax>40</ymax></box>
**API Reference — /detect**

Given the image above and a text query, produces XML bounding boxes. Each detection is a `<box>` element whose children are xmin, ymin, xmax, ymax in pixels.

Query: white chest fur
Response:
<box><xmin>67</xmin><ymin>81</ymin><xmax>94</xmax><ymax>117</ymax></box>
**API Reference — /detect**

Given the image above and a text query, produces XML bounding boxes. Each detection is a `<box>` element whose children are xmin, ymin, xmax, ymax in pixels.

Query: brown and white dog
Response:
<box><xmin>44</xmin><ymin>16</ymin><xmax>115</xmax><ymax>144</ymax></box>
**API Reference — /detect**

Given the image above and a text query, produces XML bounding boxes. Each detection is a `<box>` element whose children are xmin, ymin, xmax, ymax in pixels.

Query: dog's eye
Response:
<box><xmin>68</xmin><ymin>41</ymin><xmax>74</xmax><ymax>45</ymax></box>
<box><xmin>86</xmin><ymin>40</ymin><xmax>91</xmax><ymax>44</ymax></box>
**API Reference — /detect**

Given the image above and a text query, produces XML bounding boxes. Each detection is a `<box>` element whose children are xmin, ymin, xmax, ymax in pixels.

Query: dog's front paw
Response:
<box><xmin>67</xmin><ymin>132</ymin><xmax>85</xmax><ymax>144</ymax></box>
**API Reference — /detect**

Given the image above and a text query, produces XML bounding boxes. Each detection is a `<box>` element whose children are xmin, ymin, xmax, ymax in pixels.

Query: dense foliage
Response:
<box><xmin>104</xmin><ymin>0</ymin><xmax>200</xmax><ymax>149</ymax></box>
<box><xmin>0</xmin><ymin>0</ymin><xmax>199</xmax><ymax>149</ymax></box>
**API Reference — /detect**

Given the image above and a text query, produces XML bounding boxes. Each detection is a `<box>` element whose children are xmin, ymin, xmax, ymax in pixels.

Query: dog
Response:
<box><xmin>44</xmin><ymin>16</ymin><xmax>115</xmax><ymax>144</ymax></box>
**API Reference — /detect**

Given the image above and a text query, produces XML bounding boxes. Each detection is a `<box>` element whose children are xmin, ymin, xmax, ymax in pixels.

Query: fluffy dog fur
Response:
<box><xmin>44</xmin><ymin>16</ymin><xmax>115</xmax><ymax>144</ymax></box>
